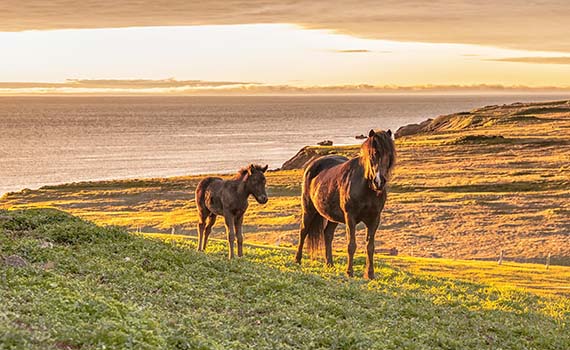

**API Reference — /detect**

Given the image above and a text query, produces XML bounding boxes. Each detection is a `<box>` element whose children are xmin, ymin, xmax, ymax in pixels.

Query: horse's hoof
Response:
<box><xmin>346</xmin><ymin>271</ymin><xmax>354</xmax><ymax>278</ymax></box>
<box><xmin>364</xmin><ymin>273</ymin><xmax>375</xmax><ymax>280</ymax></box>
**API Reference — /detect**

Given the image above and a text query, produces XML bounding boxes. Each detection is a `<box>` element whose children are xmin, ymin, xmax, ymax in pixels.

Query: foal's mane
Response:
<box><xmin>233</xmin><ymin>164</ymin><xmax>266</xmax><ymax>180</ymax></box>
<box><xmin>360</xmin><ymin>131</ymin><xmax>396</xmax><ymax>180</ymax></box>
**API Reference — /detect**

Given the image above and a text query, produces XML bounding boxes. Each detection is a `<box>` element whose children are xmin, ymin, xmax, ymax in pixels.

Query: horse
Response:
<box><xmin>294</xmin><ymin>129</ymin><xmax>395</xmax><ymax>279</ymax></box>
<box><xmin>195</xmin><ymin>164</ymin><xmax>268</xmax><ymax>259</ymax></box>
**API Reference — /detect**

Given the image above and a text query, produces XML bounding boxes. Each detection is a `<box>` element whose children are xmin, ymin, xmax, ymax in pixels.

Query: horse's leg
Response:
<box><xmin>202</xmin><ymin>214</ymin><xmax>217</xmax><ymax>251</ymax></box>
<box><xmin>364</xmin><ymin>219</ymin><xmax>380</xmax><ymax>280</ymax></box>
<box><xmin>234</xmin><ymin>214</ymin><xmax>244</xmax><ymax>257</ymax></box>
<box><xmin>223</xmin><ymin>212</ymin><xmax>236</xmax><ymax>259</ymax></box>
<box><xmin>295</xmin><ymin>206</ymin><xmax>317</xmax><ymax>264</ymax></box>
<box><xmin>196</xmin><ymin>209</ymin><xmax>209</xmax><ymax>251</ymax></box>
<box><xmin>345</xmin><ymin>215</ymin><xmax>357</xmax><ymax>277</ymax></box>
<box><xmin>323</xmin><ymin>221</ymin><xmax>338</xmax><ymax>267</ymax></box>
<box><xmin>197</xmin><ymin>222</ymin><xmax>205</xmax><ymax>251</ymax></box>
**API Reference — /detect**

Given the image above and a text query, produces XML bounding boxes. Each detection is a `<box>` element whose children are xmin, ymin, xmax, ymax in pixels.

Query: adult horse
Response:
<box><xmin>295</xmin><ymin>129</ymin><xmax>395</xmax><ymax>279</ymax></box>
<box><xmin>195</xmin><ymin>164</ymin><xmax>268</xmax><ymax>259</ymax></box>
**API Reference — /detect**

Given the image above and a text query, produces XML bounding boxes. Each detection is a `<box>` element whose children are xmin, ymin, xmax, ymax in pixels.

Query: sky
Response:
<box><xmin>1</xmin><ymin>1</ymin><xmax>570</xmax><ymax>94</ymax></box>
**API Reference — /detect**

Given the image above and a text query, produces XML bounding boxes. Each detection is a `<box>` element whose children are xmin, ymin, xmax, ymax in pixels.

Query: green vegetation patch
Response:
<box><xmin>1</xmin><ymin>209</ymin><xmax>569</xmax><ymax>349</ymax></box>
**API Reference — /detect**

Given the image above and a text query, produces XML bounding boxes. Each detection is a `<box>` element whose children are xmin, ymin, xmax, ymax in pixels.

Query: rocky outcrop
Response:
<box><xmin>281</xmin><ymin>146</ymin><xmax>326</xmax><ymax>170</ymax></box>
<box><xmin>281</xmin><ymin>145</ymin><xmax>359</xmax><ymax>170</ymax></box>
<box><xmin>394</xmin><ymin>118</ymin><xmax>433</xmax><ymax>138</ymax></box>
<box><xmin>394</xmin><ymin>100</ymin><xmax>570</xmax><ymax>139</ymax></box>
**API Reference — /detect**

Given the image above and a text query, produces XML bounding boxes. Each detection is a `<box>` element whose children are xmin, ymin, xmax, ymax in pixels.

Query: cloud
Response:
<box><xmin>334</xmin><ymin>49</ymin><xmax>372</xmax><ymax>53</ymax></box>
<box><xmin>0</xmin><ymin>79</ymin><xmax>258</xmax><ymax>89</ymax></box>
<box><xmin>2</xmin><ymin>79</ymin><xmax>570</xmax><ymax>95</ymax></box>
<box><xmin>1</xmin><ymin>1</ymin><xmax>569</xmax><ymax>52</ymax></box>
<box><xmin>485</xmin><ymin>57</ymin><xmax>570</xmax><ymax>65</ymax></box>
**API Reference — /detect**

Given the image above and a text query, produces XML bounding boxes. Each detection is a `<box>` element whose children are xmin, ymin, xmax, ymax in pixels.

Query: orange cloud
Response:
<box><xmin>486</xmin><ymin>57</ymin><xmax>570</xmax><ymax>65</ymax></box>
<box><xmin>334</xmin><ymin>49</ymin><xmax>373</xmax><ymax>53</ymax></box>
<box><xmin>1</xmin><ymin>1</ymin><xmax>569</xmax><ymax>52</ymax></box>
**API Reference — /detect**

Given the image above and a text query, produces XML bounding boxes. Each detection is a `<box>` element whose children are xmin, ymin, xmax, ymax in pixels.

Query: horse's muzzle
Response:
<box><xmin>256</xmin><ymin>194</ymin><xmax>268</xmax><ymax>204</ymax></box>
<box><xmin>372</xmin><ymin>175</ymin><xmax>387</xmax><ymax>192</ymax></box>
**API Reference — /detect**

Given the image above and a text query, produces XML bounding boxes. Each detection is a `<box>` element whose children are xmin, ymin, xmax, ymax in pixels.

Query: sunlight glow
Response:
<box><xmin>1</xmin><ymin>24</ymin><xmax>570</xmax><ymax>93</ymax></box>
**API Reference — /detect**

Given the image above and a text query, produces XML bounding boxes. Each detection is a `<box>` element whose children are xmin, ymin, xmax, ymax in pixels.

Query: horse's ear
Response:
<box><xmin>387</xmin><ymin>129</ymin><xmax>392</xmax><ymax>137</ymax></box>
<box><xmin>262</xmin><ymin>164</ymin><xmax>268</xmax><ymax>173</ymax></box>
<box><xmin>247</xmin><ymin>164</ymin><xmax>255</xmax><ymax>175</ymax></box>
<box><xmin>368</xmin><ymin>129</ymin><xmax>376</xmax><ymax>137</ymax></box>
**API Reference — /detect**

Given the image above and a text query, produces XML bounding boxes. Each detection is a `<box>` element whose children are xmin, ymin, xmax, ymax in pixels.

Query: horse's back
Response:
<box><xmin>303</xmin><ymin>155</ymin><xmax>348</xmax><ymax>184</ymax></box>
<box><xmin>302</xmin><ymin>155</ymin><xmax>347</xmax><ymax>204</ymax></box>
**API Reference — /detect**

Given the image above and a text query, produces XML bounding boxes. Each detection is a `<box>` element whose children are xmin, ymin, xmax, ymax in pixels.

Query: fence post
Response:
<box><xmin>498</xmin><ymin>249</ymin><xmax>504</xmax><ymax>265</ymax></box>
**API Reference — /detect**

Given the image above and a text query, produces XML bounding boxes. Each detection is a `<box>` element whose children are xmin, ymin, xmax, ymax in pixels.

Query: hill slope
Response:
<box><xmin>1</xmin><ymin>209</ymin><xmax>569</xmax><ymax>349</ymax></box>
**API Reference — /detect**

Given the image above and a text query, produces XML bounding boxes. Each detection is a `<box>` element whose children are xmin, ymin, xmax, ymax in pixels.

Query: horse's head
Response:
<box><xmin>244</xmin><ymin>164</ymin><xmax>269</xmax><ymax>204</ymax></box>
<box><xmin>361</xmin><ymin>129</ymin><xmax>396</xmax><ymax>192</ymax></box>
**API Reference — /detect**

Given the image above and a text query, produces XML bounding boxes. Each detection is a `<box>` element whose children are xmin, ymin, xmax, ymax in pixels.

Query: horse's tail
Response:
<box><xmin>195</xmin><ymin>177</ymin><xmax>217</xmax><ymax>215</ymax></box>
<box><xmin>301</xmin><ymin>159</ymin><xmax>329</xmax><ymax>258</ymax></box>
<box><xmin>305</xmin><ymin>212</ymin><xmax>326</xmax><ymax>259</ymax></box>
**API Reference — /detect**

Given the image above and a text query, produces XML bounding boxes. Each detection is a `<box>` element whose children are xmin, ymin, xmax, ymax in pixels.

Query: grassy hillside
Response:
<box><xmin>1</xmin><ymin>209</ymin><xmax>569</xmax><ymax>349</ymax></box>
<box><xmin>2</xmin><ymin>100</ymin><xmax>569</xmax><ymax>265</ymax></box>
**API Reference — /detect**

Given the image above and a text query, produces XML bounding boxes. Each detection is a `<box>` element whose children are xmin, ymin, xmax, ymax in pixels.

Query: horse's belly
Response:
<box><xmin>320</xmin><ymin>209</ymin><xmax>345</xmax><ymax>224</ymax></box>
<box><xmin>311</xmin><ymin>186</ymin><xmax>345</xmax><ymax>224</ymax></box>
<box><xmin>205</xmin><ymin>194</ymin><xmax>224</xmax><ymax>216</ymax></box>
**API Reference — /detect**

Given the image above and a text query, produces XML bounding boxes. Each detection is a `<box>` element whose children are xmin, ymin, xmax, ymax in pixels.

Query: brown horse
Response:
<box><xmin>295</xmin><ymin>129</ymin><xmax>395</xmax><ymax>279</ymax></box>
<box><xmin>195</xmin><ymin>164</ymin><xmax>268</xmax><ymax>259</ymax></box>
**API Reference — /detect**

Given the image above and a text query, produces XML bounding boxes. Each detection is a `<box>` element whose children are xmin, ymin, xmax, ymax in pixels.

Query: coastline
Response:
<box><xmin>2</xmin><ymin>99</ymin><xmax>569</xmax><ymax>266</ymax></box>
<box><xmin>4</xmin><ymin>94</ymin><xmax>570</xmax><ymax>196</ymax></box>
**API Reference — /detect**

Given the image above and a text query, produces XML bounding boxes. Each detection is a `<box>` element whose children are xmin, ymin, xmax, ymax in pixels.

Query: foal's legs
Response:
<box><xmin>345</xmin><ymin>215</ymin><xmax>357</xmax><ymax>277</ymax></box>
<box><xmin>364</xmin><ymin>219</ymin><xmax>380</xmax><ymax>280</ymax></box>
<box><xmin>234</xmin><ymin>214</ymin><xmax>244</xmax><ymax>257</ymax></box>
<box><xmin>224</xmin><ymin>212</ymin><xmax>236</xmax><ymax>259</ymax></box>
<box><xmin>295</xmin><ymin>206</ymin><xmax>317</xmax><ymax>264</ymax></box>
<box><xmin>323</xmin><ymin>221</ymin><xmax>338</xmax><ymax>267</ymax></box>
<box><xmin>201</xmin><ymin>214</ymin><xmax>217</xmax><ymax>251</ymax></box>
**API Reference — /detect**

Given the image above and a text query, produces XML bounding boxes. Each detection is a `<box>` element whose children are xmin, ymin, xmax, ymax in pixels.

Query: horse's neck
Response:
<box><xmin>234</xmin><ymin>179</ymin><xmax>250</xmax><ymax>200</ymax></box>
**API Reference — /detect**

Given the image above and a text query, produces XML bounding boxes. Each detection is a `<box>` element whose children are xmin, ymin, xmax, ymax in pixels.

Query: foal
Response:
<box><xmin>195</xmin><ymin>164</ymin><xmax>268</xmax><ymax>259</ymax></box>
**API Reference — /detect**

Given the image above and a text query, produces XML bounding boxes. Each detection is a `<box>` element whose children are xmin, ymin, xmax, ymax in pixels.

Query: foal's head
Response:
<box><xmin>361</xmin><ymin>129</ymin><xmax>396</xmax><ymax>192</ymax></box>
<box><xmin>237</xmin><ymin>164</ymin><xmax>269</xmax><ymax>204</ymax></box>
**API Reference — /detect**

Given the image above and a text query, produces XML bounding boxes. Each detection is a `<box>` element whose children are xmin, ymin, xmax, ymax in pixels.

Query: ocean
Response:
<box><xmin>1</xmin><ymin>94</ymin><xmax>568</xmax><ymax>195</ymax></box>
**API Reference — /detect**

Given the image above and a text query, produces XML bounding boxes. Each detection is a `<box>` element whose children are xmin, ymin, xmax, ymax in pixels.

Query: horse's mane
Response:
<box><xmin>233</xmin><ymin>164</ymin><xmax>266</xmax><ymax>180</ymax></box>
<box><xmin>360</xmin><ymin>131</ymin><xmax>396</xmax><ymax>181</ymax></box>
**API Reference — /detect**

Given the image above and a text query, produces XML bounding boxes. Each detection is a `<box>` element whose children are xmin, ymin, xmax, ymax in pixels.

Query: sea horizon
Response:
<box><xmin>2</xmin><ymin>93</ymin><xmax>569</xmax><ymax>195</ymax></box>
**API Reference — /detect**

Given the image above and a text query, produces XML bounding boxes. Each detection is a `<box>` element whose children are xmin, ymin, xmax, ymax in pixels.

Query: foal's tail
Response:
<box><xmin>195</xmin><ymin>177</ymin><xmax>217</xmax><ymax>216</ymax></box>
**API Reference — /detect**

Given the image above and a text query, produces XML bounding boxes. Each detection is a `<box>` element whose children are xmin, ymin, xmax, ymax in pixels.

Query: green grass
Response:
<box><xmin>1</xmin><ymin>209</ymin><xmax>569</xmax><ymax>349</ymax></box>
